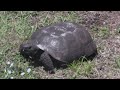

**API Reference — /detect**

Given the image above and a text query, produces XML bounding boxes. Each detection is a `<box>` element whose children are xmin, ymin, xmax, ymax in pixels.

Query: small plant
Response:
<box><xmin>115</xmin><ymin>26</ymin><xmax>120</xmax><ymax>35</ymax></box>
<box><xmin>68</xmin><ymin>56</ymin><xmax>93</xmax><ymax>79</ymax></box>
<box><xmin>98</xmin><ymin>27</ymin><xmax>109</xmax><ymax>38</ymax></box>
<box><xmin>115</xmin><ymin>57</ymin><xmax>120</xmax><ymax>68</ymax></box>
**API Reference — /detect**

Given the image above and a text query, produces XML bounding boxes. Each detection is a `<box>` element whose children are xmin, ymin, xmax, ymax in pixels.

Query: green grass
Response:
<box><xmin>92</xmin><ymin>26</ymin><xmax>110</xmax><ymax>39</ymax></box>
<box><xmin>99</xmin><ymin>27</ymin><xmax>109</xmax><ymax>38</ymax></box>
<box><xmin>115</xmin><ymin>57</ymin><xmax>120</xmax><ymax>68</ymax></box>
<box><xmin>0</xmin><ymin>11</ymin><xmax>39</xmax><ymax>79</ymax></box>
<box><xmin>0</xmin><ymin>11</ymin><xmax>93</xmax><ymax>79</ymax></box>
<box><xmin>68</xmin><ymin>57</ymin><xmax>94</xmax><ymax>79</ymax></box>
<box><xmin>115</xmin><ymin>26</ymin><xmax>120</xmax><ymax>35</ymax></box>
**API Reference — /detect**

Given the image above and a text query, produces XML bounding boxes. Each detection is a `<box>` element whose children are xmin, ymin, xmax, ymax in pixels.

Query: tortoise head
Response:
<box><xmin>19</xmin><ymin>41</ymin><xmax>41</xmax><ymax>60</ymax></box>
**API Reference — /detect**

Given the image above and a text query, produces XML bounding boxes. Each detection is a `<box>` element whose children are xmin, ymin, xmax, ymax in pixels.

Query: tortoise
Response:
<box><xmin>19</xmin><ymin>22</ymin><xmax>97</xmax><ymax>74</ymax></box>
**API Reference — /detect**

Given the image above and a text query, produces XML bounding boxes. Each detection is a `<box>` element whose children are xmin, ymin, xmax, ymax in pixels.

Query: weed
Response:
<box><xmin>115</xmin><ymin>57</ymin><xmax>120</xmax><ymax>68</ymax></box>
<box><xmin>98</xmin><ymin>27</ymin><xmax>109</xmax><ymax>38</ymax></box>
<box><xmin>68</xmin><ymin>57</ymin><xmax>93</xmax><ymax>79</ymax></box>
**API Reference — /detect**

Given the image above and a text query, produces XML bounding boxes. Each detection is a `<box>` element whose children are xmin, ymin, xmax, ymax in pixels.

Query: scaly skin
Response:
<box><xmin>40</xmin><ymin>51</ymin><xmax>55</xmax><ymax>74</ymax></box>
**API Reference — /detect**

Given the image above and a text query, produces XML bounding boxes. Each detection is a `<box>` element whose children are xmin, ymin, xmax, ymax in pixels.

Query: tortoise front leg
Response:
<box><xmin>40</xmin><ymin>51</ymin><xmax>55</xmax><ymax>74</ymax></box>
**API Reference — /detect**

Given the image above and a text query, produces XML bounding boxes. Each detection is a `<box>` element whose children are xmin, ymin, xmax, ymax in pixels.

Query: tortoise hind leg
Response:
<box><xmin>40</xmin><ymin>51</ymin><xmax>55</xmax><ymax>74</ymax></box>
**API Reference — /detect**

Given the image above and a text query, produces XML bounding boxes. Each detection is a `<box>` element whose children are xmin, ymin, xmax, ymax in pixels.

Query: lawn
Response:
<box><xmin>0</xmin><ymin>11</ymin><xmax>120</xmax><ymax>79</ymax></box>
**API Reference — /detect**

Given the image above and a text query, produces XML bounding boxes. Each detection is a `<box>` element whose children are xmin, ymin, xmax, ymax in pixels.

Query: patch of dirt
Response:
<box><xmin>79</xmin><ymin>11</ymin><xmax>120</xmax><ymax>79</ymax></box>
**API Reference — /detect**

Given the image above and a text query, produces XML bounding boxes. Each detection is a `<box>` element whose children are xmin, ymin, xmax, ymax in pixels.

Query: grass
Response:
<box><xmin>0</xmin><ymin>11</ymin><xmax>38</xmax><ymax>79</ymax></box>
<box><xmin>0</xmin><ymin>11</ymin><xmax>95</xmax><ymax>79</ymax></box>
<box><xmin>68</xmin><ymin>57</ymin><xmax>93</xmax><ymax>79</ymax></box>
<box><xmin>99</xmin><ymin>27</ymin><xmax>110</xmax><ymax>38</ymax></box>
<box><xmin>92</xmin><ymin>26</ymin><xmax>110</xmax><ymax>39</ymax></box>
<box><xmin>115</xmin><ymin>57</ymin><xmax>120</xmax><ymax>68</ymax></box>
<box><xmin>115</xmin><ymin>26</ymin><xmax>120</xmax><ymax>35</ymax></box>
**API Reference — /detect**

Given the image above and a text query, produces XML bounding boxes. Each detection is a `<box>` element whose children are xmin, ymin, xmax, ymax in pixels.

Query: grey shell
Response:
<box><xmin>30</xmin><ymin>22</ymin><xmax>97</xmax><ymax>63</ymax></box>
